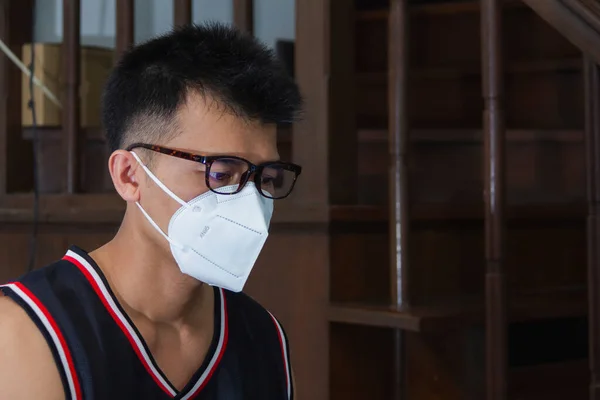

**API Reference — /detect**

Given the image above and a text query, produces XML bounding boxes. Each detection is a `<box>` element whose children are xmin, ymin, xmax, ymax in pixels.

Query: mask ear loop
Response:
<box><xmin>134</xmin><ymin>202</ymin><xmax>185</xmax><ymax>250</ymax></box>
<box><xmin>130</xmin><ymin>151</ymin><xmax>189</xmax><ymax>209</ymax></box>
<box><xmin>130</xmin><ymin>151</ymin><xmax>187</xmax><ymax>251</ymax></box>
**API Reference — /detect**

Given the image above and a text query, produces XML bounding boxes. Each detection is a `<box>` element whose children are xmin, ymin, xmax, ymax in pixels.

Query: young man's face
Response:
<box><xmin>135</xmin><ymin>92</ymin><xmax>280</xmax><ymax>245</ymax></box>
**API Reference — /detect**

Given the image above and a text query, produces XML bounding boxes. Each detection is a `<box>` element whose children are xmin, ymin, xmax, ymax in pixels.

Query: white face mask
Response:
<box><xmin>130</xmin><ymin>151</ymin><xmax>274</xmax><ymax>292</ymax></box>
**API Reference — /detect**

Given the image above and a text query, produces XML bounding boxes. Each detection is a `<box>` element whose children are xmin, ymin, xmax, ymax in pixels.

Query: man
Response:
<box><xmin>0</xmin><ymin>22</ymin><xmax>302</xmax><ymax>400</ymax></box>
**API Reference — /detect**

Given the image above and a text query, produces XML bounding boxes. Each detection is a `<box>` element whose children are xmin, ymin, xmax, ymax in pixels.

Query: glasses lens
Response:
<box><xmin>259</xmin><ymin>164</ymin><xmax>297</xmax><ymax>199</ymax></box>
<box><xmin>207</xmin><ymin>158</ymin><xmax>249</xmax><ymax>193</ymax></box>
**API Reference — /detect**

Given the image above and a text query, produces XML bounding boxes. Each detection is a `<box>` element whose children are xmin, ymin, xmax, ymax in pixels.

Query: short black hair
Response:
<box><xmin>102</xmin><ymin>22</ymin><xmax>303</xmax><ymax>153</ymax></box>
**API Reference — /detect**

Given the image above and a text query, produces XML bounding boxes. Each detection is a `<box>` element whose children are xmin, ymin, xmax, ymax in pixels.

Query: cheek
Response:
<box><xmin>139</xmin><ymin>160</ymin><xmax>212</xmax><ymax>227</ymax></box>
<box><xmin>150</xmin><ymin>169</ymin><xmax>211</xmax><ymax>206</ymax></box>
<box><xmin>139</xmin><ymin>178</ymin><xmax>182</xmax><ymax>231</ymax></box>
<box><xmin>170</xmin><ymin>171</ymin><xmax>212</xmax><ymax>202</ymax></box>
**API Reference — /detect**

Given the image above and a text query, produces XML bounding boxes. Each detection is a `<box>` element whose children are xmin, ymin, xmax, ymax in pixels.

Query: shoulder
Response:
<box><xmin>224</xmin><ymin>290</ymin><xmax>292</xmax><ymax>354</ymax></box>
<box><xmin>0</xmin><ymin>294</ymin><xmax>65</xmax><ymax>399</ymax></box>
<box><xmin>225</xmin><ymin>290</ymin><xmax>288</xmax><ymax>333</ymax></box>
<box><xmin>224</xmin><ymin>291</ymin><xmax>295</xmax><ymax>396</ymax></box>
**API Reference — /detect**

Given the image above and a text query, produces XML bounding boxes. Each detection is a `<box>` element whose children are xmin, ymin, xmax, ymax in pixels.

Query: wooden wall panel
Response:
<box><xmin>357</xmin><ymin>134</ymin><xmax>586</xmax><ymax>206</ymax></box>
<box><xmin>505</xmin><ymin>71</ymin><xmax>583</xmax><ymax>129</ymax></box>
<box><xmin>405</xmin><ymin>331</ymin><xmax>470</xmax><ymax>400</ymax></box>
<box><xmin>355</xmin><ymin>4</ymin><xmax>585</xmax><ymax>130</ymax></box>
<box><xmin>0</xmin><ymin>0</ymin><xmax>33</xmax><ymax>194</ymax></box>
<box><xmin>330</xmin><ymin>221</ymin><xmax>586</xmax><ymax>310</ymax></box>
<box><xmin>330</xmin><ymin>225</ymin><xmax>389</xmax><ymax>304</ymax></box>
<box><xmin>0</xmin><ymin>231</ymin><xmax>33</xmax><ymax>281</ymax></box>
<box><xmin>509</xmin><ymin>360</ymin><xmax>588</xmax><ymax>399</ymax></box>
<box><xmin>0</xmin><ymin>223</ymin><xmax>117</xmax><ymax>282</ymax></box>
<box><xmin>409</xmin><ymin>225</ymin><xmax>484</xmax><ymax>306</ymax></box>
<box><xmin>329</xmin><ymin>325</ymin><xmax>485</xmax><ymax>400</ymax></box>
<box><xmin>329</xmin><ymin>323</ymin><xmax>394</xmax><ymax>400</ymax></box>
<box><xmin>246</xmin><ymin>229</ymin><xmax>329</xmax><ymax>400</ymax></box>
<box><xmin>357</xmin><ymin>71</ymin><xmax>583</xmax><ymax>130</ymax></box>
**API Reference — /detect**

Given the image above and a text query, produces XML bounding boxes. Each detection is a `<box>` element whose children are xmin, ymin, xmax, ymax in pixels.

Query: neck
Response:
<box><xmin>90</xmin><ymin>217</ymin><xmax>210</xmax><ymax>327</ymax></box>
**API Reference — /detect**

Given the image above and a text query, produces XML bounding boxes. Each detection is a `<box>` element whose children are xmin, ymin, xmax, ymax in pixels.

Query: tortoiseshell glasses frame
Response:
<box><xmin>126</xmin><ymin>143</ymin><xmax>302</xmax><ymax>200</ymax></box>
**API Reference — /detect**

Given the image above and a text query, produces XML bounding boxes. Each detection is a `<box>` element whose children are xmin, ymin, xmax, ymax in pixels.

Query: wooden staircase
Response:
<box><xmin>324</xmin><ymin>0</ymin><xmax>598</xmax><ymax>399</ymax></box>
<box><xmin>521</xmin><ymin>0</ymin><xmax>600</xmax><ymax>64</ymax></box>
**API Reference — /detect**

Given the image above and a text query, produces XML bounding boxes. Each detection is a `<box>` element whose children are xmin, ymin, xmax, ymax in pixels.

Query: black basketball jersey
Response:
<box><xmin>0</xmin><ymin>246</ymin><xmax>293</xmax><ymax>400</ymax></box>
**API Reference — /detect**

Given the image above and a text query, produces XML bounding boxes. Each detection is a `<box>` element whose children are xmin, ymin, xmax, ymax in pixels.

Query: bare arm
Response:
<box><xmin>0</xmin><ymin>295</ymin><xmax>65</xmax><ymax>400</ymax></box>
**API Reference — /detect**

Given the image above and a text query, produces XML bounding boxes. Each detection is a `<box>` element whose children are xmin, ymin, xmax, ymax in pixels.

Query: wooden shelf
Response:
<box><xmin>0</xmin><ymin>193</ymin><xmax>124</xmax><ymax>224</ymax></box>
<box><xmin>328</xmin><ymin>302</ymin><xmax>471</xmax><ymax>332</ymax></box>
<box><xmin>25</xmin><ymin>126</ymin><xmax>583</xmax><ymax>153</ymax></box>
<box><xmin>330</xmin><ymin>203</ymin><xmax>587</xmax><ymax>222</ymax></box>
<box><xmin>0</xmin><ymin>193</ymin><xmax>330</xmax><ymax>225</ymax></box>
<box><xmin>356</xmin><ymin>0</ymin><xmax>526</xmax><ymax>21</ymax></box>
<box><xmin>7</xmin><ymin>197</ymin><xmax>583</xmax><ymax>226</ymax></box>
<box><xmin>506</xmin><ymin>58</ymin><xmax>583</xmax><ymax>74</ymax></box>
<box><xmin>24</xmin><ymin>126</ymin><xmax>296</xmax><ymax>146</ymax></box>
<box><xmin>273</xmin><ymin>202</ymin><xmax>329</xmax><ymax>224</ymax></box>
<box><xmin>285</xmin><ymin>128</ymin><xmax>585</xmax><ymax>146</ymax></box>
<box><xmin>22</xmin><ymin>126</ymin><xmax>104</xmax><ymax>141</ymax></box>
<box><xmin>329</xmin><ymin>289</ymin><xmax>587</xmax><ymax>332</ymax></box>
<box><xmin>0</xmin><ymin>195</ymin><xmax>584</xmax><ymax>226</ymax></box>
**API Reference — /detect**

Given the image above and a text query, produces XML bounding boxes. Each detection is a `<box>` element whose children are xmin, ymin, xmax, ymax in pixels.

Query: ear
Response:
<box><xmin>108</xmin><ymin>150</ymin><xmax>141</xmax><ymax>202</ymax></box>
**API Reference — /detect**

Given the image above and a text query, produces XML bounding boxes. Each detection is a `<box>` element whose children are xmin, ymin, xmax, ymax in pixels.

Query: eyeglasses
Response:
<box><xmin>126</xmin><ymin>143</ymin><xmax>302</xmax><ymax>200</ymax></box>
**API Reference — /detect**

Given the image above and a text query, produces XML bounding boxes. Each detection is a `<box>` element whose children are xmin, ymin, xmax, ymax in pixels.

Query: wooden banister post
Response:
<box><xmin>173</xmin><ymin>0</ymin><xmax>192</xmax><ymax>27</ymax></box>
<box><xmin>63</xmin><ymin>0</ymin><xmax>81</xmax><ymax>194</ymax></box>
<box><xmin>481</xmin><ymin>0</ymin><xmax>507</xmax><ymax>399</ymax></box>
<box><xmin>233</xmin><ymin>0</ymin><xmax>254</xmax><ymax>35</ymax></box>
<box><xmin>116</xmin><ymin>0</ymin><xmax>134</xmax><ymax>59</ymax></box>
<box><xmin>389</xmin><ymin>0</ymin><xmax>409</xmax><ymax>398</ymax></box>
<box><xmin>584</xmin><ymin>57</ymin><xmax>600</xmax><ymax>400</ymax></box>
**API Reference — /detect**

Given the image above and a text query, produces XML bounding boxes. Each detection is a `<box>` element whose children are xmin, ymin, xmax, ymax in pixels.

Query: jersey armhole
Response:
<box><xmin>268</xmin><ymin>312</ymin><xmax>294</xmax><ymax>400</ymax></box>
<box><xmin>0</xmin><ymin>283</ymin><xmax>82</xmax><ymax>400</ymax></box>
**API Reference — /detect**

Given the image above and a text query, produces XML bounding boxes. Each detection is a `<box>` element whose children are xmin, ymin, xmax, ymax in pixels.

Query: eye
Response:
<box><xmin>261</xmin><ymin>174</ymin><xmax>274</xmax><ymax>184</ymax></box>
<box><xmin>207</xmin><ymin>158</ymin><xmax>247</xmax><ymax>189</ymax></box>
<box><xmin>261</xmin><ymin>167</ymin><xmax>282</xmax><ymax>187</ymax></box>
<box><xmin>208</xmin><ymin>171</ymin><xmax>233</xmax><ymax>182</ymax></box>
